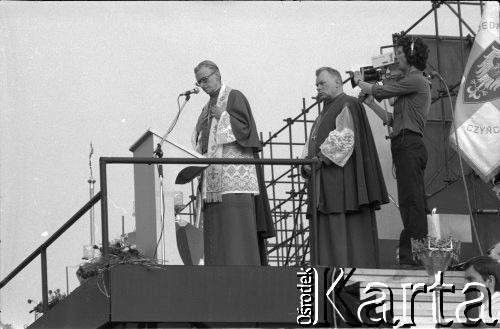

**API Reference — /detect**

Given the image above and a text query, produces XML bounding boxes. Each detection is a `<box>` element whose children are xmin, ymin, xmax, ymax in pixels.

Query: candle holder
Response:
<box><xmin>411</xmin><ymin>236</ymin><xmax>461</xmax><ymax>284</ymax></box>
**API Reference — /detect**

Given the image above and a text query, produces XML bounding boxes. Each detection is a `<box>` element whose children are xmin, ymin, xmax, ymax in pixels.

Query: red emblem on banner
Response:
<box><xmin>463</xmin><ymin>41</ymin><xmax>500</xmax><ymax>104</ymax></box>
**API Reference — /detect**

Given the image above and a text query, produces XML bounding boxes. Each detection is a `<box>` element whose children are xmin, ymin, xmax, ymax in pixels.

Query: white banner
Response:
<box><xmin>450</xmin><ymin>1</ymin><xmax>500</xmax><ymax>182</ymax></box>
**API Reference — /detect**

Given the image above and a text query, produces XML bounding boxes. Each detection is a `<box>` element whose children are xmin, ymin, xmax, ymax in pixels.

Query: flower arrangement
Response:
<box><xmin>411</xmin><ymin>235</ymin><xmax>461</xmax><ymax>262</ymax></box>
<box><xmin>411</xmin><ymin>235</ymin><xmax>461</xmax><ymax>283</ymax></box>
<box><xmin>76</xmin><ymin>236</ymin><xmax>160</xmax><ymax>284</ymax></box>
<box><xmin>27</xmin><ymin>289</ymin><xmax>66</xmax><ymax>318</ymax></box>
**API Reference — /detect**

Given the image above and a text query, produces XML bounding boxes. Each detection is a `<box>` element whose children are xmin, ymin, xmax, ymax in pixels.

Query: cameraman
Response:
<box><xmin>353</xmin><ymin>36</ymin><xmax>431</xmax><ymax>268</ymax></box>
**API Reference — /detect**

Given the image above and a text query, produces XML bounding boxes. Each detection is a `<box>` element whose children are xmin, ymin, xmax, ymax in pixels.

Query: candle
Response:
<box><xmin>427</xmin><ymin>208</ymin><xmax>441</xmax><ymax>239</ymax></box>
<box><xmin>174</xmin><ymin>191</ymin><xmax>184</xmax><ymax>214</ymax></box>
<box><xmin>174</xmin><ymin>191</ymin><xmax>184</xmax><ymax>206</ymax></box>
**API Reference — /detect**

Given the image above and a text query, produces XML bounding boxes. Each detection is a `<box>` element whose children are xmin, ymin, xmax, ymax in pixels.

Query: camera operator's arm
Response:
<box><xmin>353</xmin><ymin>71</ymin><xmax>375</xmax><ymax>96</ymax></box>
<box><xmin>353</xmin><ymin>71</ymin><xmax>418</xmax><ymax>99</ymax></box>
<box><xmin>359</xmin><ymin>91</ymin><xmax>393</xmax><ymax>126</ymax></box>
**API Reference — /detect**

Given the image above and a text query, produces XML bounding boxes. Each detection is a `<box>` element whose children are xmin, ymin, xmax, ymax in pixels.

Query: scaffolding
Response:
<box><xmin>174</xmin><ymin>1</ymin><xmax>491</xmax><ymax>266</ymax></box>
<box><xmin>260</xmin><ymin>99</ymin><xmax>321</xmax><ymax>266</ymax></box>
<box><xmin>260</xmin><ymin>0</ymin><xmax>491</xmax><ymax>266</ymax></box>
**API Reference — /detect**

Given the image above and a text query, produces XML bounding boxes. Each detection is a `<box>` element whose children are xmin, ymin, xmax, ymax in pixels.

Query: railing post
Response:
<box><xmin>40</xmin><ymin>248</ymin><xmax>48</xmax><ymax>312</ymax></box>
<box><xmin>99</xmin><ymin>158</ymin><xmax>109</xmax><ymax>258</ymax></box>
<box><xmin>66</xmin><ymin>266</ymin><xmax>69</xmax><ymax>295</ymax></box>
<box><xmin>310</xmin><ymin>161</ymin><xmax>318</xmax><ymax>266</ymax></box>
<box><xmin>99</xmin><ymin>158</ymin><xmax>111</xmax><ymax>296</ymax></box>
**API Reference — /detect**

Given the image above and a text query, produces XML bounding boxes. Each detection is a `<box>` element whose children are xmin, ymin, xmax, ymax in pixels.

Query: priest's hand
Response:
<box><xmin>317</xmin><ymin>152</ymin><xmax>332</xmax><ymax>167</ymax></box>
<box><xmin>301</xmin><ymin>157</ymin><xmax>323</xmax><ymax>179</ymax></box>
<box><xmin>301</xmin><ymin>164</ymin><xmax>311</xmax><ymax>179</ymax></box>
<box><xmin>210</xmin><ymin>105</ymin><xmax>223</xmax><ymax>120</ymax></box>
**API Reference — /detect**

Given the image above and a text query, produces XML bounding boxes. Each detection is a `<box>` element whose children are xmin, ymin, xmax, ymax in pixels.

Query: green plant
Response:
<box><xmin>27</xmin><ymin>288</ymin><xmax>66</xmax><ymax>318</ymax></box>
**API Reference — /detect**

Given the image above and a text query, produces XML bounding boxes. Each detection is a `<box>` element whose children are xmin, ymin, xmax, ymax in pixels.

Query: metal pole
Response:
<box><xmin>261</xmin><ymin>100</ymin><xmax>319</xmax><ymax>147</ymax></box>
<box><xmin>300</xmin><ymin>98</ymin><xmax>308</xmax><ymax>264</ymax></box>
<box><xmin>268</xmin><ymin>131</ymin><xmax>280</xmax><ymax>265</ymax></box>
<box><xmin>402</xmin><ymin>6</ymin><xmax>437</xmax><ymax>36</ymax></box>
<box><xmin>41</xmin><ymin>248</ymin><xmax>48</xmax><ymax>312</ymax></box>
<box><xmin>66</xmin><ymin>266</ymin><xmax>69</xmax><ymax>295</ymax></box>
<box><xmin>443</xmin><ymin>2</ymin><xmax>477</xmax><ymax>37</ymax></box>
<box><xmin>98</xmin><ymin>158</ymin><xmax>111</xmax><ymax>296</ymax></box>
<box><xmin>310</xmin><ymin>161</ymin><xmax>319</xmax><ymax>266</ymax></box>
<box><xmin>89</xmin><ymin>142</ymin><xmax>96</xmax><ymax>250</ymax></box>
<box><xmin>89</xmin><ymin>177</ymin><xmax>96</xmax><ymax>247</ymax></box>
<box><xmin>456</xmin><ymin>1</ymin><xmax>466</xmax><ymax>69</ymax></box>
<box><xmin>433</xmin><ymin>5</ymin><xmax>451</xmax><ymax>182</ymax></box>
<box><xmin>159</xmin><ymin>177</ymin><xmax>166</xmax><ymax>262</ymax></box>
<box><xmin>470</xmin><ymin>174</ymin><xmax>484</xmax><ymax>254</ymax></box>
<box><xmin>287</xmin><ymin>122</ymin><xmax>299</xmax><ymax>265</ymax></box>
<box><xmin>99</xmin><ymin>158</ymin><xmax>109</xmax><ymax>258</ymax></box>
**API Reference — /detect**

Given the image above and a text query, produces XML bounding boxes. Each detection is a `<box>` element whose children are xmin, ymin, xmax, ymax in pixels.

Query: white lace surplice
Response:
<box><xmin>319</xmin><ymin>105</ymin><xmax>355</xmax><ymax>167</ymax></box>
<box><xmin>216</xmin><ymin>111</ymin><xmax>259</xmax><ymax>194</ymax></box>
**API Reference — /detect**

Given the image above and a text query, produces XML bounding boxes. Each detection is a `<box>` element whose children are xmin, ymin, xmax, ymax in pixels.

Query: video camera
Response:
<box><xmin>346</xmin><ymin>52</ymin><xmax>396</xmax><ymax>88</ymax></box>
<box><xmin>359</xmin><ymin>66</ymin><xmax>387</xmax><ymax>83</ymax></box>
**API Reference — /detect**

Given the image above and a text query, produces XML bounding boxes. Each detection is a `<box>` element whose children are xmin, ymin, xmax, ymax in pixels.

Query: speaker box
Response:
<box><xmin>176</xmin><ymin>221</ymin><xmax>203</xmax><ymax>265</ymax></box>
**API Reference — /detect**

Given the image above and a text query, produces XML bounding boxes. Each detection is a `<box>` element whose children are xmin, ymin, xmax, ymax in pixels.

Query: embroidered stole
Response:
<box><xmin>203</xmin><ymin>85</ymin><xmax>232</xmax><ymax>203</ymax></box>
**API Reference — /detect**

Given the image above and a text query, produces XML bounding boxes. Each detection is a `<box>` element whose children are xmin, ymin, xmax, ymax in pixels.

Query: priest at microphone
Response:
<box><xmin>191</xmin><ymin>60</ymin><xmax>275</xmax><ymax>266</ymax></box>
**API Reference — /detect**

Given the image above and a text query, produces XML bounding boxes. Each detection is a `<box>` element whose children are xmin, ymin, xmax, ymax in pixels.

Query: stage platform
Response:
<box><xmin>28</xmin><ymin>265</ymin><xmax>466</xmax><ymax>328</ymax></box>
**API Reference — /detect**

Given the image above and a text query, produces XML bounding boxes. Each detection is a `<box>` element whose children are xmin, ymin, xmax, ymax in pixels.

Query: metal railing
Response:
<box><xmin>98</xmin><ymin>157</ymin><xmax>321</xmax><ymax>264</ymax></box>
<box><xmin>0</xmin><ymin>157</ymin><xmax>321</xmax><ymax>314</ymax></box>
<box><xmin>0</xmin><ymin>192</ymin><xmax>102</xmax><ymax>312</ymax></box>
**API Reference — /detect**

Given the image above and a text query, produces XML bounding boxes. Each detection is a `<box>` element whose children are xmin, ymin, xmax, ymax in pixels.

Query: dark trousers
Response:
<box><xmin>391</xmin><ymin>131</ymin><xmax>428</xmax><ymax>265</ymax></box>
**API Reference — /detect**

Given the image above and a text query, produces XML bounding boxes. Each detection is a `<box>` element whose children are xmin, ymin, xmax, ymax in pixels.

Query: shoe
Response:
<box><xmin>448</xmin><ymin>262</ymin><xmax>465</xmax><ymax>271</ymax></box>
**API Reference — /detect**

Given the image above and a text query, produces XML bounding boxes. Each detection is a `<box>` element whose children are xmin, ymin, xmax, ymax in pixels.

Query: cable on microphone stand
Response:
<box><xmin>435</xmin><ymin>71</ymin><xmax>483</xmax><ymax>254</ymax></box>
<box><xmin>152</xmin><ymin>92</ymin><xmax>194</xmax><ymax>262</ymax></box>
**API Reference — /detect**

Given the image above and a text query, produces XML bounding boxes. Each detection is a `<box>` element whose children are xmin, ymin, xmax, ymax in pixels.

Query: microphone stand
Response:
<box><xmin>435</xmin><ymin>72</ymin><xmax>483</xmax><ymax>255</ymax></box>
<box><xmin>152</xmin><ymin>93</ymin><xmax>192</xmax><ymax>263</ymax></box>
<box><xmin>153</xmin><ymin>94</ymin><xmax>192</xmax><ymax>160</ymax></box>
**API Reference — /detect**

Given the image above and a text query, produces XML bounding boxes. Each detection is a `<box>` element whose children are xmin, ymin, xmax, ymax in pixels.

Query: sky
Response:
<box><xmin>0</xmin><ymin>1</ymin><xmax>485</xmax><ymax>327</ymax></box>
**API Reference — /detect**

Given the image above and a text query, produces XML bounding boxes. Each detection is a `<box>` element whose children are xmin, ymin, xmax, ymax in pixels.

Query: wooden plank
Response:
<box><xmin>361</xmin><ymin>290</ymin><xmax>465</xmax><ymax>302</ymax></box>
<box><xmin>377</xmin><ymin>302</ymin><xmax>460</xmax><ymax>312</ymax></box>
<box><xmin>348</xmin><ymin>268</ymin><xmax>465</xmax><ymax>278</ymax></box>
<box><xmin>356</xmin><ymin>282</ymin><xmax>465</xmax><ymax>290</ymax></box>
<box><xmin>350</xmin><ymin>273</ymin><xmax>465</xmax><ymax>284</ymax></box>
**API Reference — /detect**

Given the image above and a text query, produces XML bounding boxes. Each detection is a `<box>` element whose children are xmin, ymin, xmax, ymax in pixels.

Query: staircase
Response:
<box><xmin>27</xmin><ymin>265</ymin><xmax>466</xmax><ymax>328</ymax></box>
<box><xmin>351</xmin><ymin>268</ymin><xmax>466</xmax><ymax>327</ymax></box>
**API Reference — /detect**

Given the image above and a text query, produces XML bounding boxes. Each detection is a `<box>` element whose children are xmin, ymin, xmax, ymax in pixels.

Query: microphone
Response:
<box><xmin>179</xmin><ymin>87</ymin><xmax>200</xmax><ymax>96</ymax></box>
